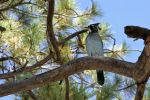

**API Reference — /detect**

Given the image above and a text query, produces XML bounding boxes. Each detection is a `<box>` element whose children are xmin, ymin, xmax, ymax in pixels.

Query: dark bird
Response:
<box><xmin>85</xmin><ymin>23</ymin><xmax>104</xmax><ymax>85</ymax></box>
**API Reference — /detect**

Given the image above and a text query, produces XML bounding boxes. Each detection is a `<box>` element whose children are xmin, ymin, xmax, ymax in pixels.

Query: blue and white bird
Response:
<box><xmin>85</xmin><ymin>23</ymin><xmax>104</xmax><ymax>85</ymax></box>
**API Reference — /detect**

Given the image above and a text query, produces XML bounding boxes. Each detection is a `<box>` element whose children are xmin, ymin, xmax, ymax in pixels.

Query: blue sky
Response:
<box><xmin>77</xmin><ymin>0</ymin><xmax>150</xmax><ymax>62</ymax></box>
<box><xmin>1</xmin><ymin>0</ymin><xmax>150</xmax><ymax>100</ymax></box>
<box><xmin>99</xmin><ymin>0</ymin><xmax>150</xmax><ymax>62</ymax></box>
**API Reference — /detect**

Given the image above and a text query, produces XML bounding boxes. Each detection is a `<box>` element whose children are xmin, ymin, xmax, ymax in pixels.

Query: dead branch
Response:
<box><xmin>125</xmin><ymin>26</ymin><xmax>150</xmax><ymax>40</ymax></box>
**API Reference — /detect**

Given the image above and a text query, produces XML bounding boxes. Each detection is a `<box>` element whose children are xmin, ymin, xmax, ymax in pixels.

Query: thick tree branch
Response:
<box><xmin>47</xmin><ymin>1</ymin><xmax>70</xmax><ymax>99</ymax></box>
<box><xmin>125</xmin><ymin>25</ymin><xmax>150</xmax><ymax>100</ymax></box>
<box><xmin>0</xmin><ymin>54</ymin><xmax>53</xmax><ymax>79</ymax></box>
<box><xmin>125</xmin><ymin>26</ymin><xmax>150</xmax><ymax>40</ymax></box>
<box><xmin>0</xmin><ymin>56</ymin><xmax>135</xmax><ymax>96</ymax></box>
<box><xmin>135</xmin><ymin>82</ymin><xmax>147</xmax><ymax>100</ymax></box>
<box><xmin>47</xmin><ymin>0</ymin><xmax>62</xmax><ymax>62</ymax></box>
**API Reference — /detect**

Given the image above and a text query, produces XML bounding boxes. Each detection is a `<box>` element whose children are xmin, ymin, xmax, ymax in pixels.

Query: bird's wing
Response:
<box><xmin>86</xmin><ymin>33</ymin><xmax>104</xmax><ymax>57</ymax></box>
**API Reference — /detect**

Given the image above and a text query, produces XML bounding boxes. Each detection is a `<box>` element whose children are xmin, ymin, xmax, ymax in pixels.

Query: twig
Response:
<box><xmin>105</xmin><ymin>49</ymin><xmax>142</xmax><ymax>53</ymax></box>
<box><xmin>106</xmin><ymin>35</ymin><xmax>116</xmax><ymax>50</ymax></box>
<box><xmin>59</xmin><ymin>29</ymin><xmax>88</xmax><ymax>46</ymax></box>
<box><xmin>65</xmin><ymin>78</ymin><xmax>69</xmax><ymax>100</ymax></box>
<box><xmin>27</xmin><ymin>90</ymin><xmax>37</xmax><ymax>100</ymax></box>
<box><xmin>0</xmin><ymin>57</ymin><xmax>13</xmax><ymax>62</ymax></box>
<box><xmin>0</xmin><ymin>54</ymin><xmax>53</xmax><ymax>79</ymax></box>
<box><xmin>115</xmin><ymin>83</ymin><xmax>136</xmax><ymax>91</ymax></box>
<box><xmin>77</xmin><ymin>34</ymin><xmax>84</xmax><ymax>49</ymax></box>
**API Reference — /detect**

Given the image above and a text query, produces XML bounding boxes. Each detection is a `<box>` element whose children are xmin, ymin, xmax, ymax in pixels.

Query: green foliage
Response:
<box><xmin>70</xmin><ymin>82</ymin><xmax>93</xmax><ymax>100</ymax></box>
<box><xmin>99</xmin><ymin>23</ymin><xmax>112</xmax><ymax>41</ymax></box>
<box><xmin>106</xmin><ymin>41</ymin><xmax>129</xmax><ymax>59</ymax></box>
<box><xmin>17</xmin><ymin>81</ymin><xmax>95</xmax><ymax>100</ymax></box>
<box><xmin>35</xmin><ymin>83</ymin><xmax>65</xmax><ymax>100</ymax></box>
<box><xmin>96</xmin><ymin>75</ymin><xmax>121</xmax><ymax>100</ymax></box>
<box><xmin>21</xmin><ymin>23</ymin><xmax>45</xmax><ymax>51</ymax></box>
<box><xmin>0</xmin><ymin>0</ymin><xmax>135</xmax><ymax>99</ymax></box>
<box><xmin>91</xmin><ymin>0</ymin><xmax>102</xmax><ymax>17</ymax></box>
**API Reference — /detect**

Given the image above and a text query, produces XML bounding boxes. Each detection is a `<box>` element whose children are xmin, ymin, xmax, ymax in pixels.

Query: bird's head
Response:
<box><xmin>88</xmin><ymin>23</ymin><xmax>101</xmax><ymax>33</ymax></box>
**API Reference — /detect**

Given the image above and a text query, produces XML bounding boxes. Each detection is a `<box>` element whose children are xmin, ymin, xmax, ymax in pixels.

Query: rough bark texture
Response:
<box><xmin>47</xmin><ymin>0</ymin><xmax>61</xmax><ymax>62</ymax></box>
<box><xmin>47</xmin><ymin>1</ymin><xmax>70</xmax><ymax>99</ymax></box>
<box><xmin>0</xmin><ymin>56</ymin><xmax>135</xmax><ymax>96</ymax></box>
<box><xmin>0</xmin><ymin>1</ymin><xmax>150</xmax><ymax>99</ymax></box>
<box><xmin>125</xmin><ymin>26</ymin><xmax>150</xmax><ymax>100</ymax></box>
<box><xmin>125</xmin><ymin>26</ymin><xmax>150</xmax><ymax>39</ymax></box>
<box><xmin>135</xmin><ymin>83</ymin><xmax>146</xmax><ymax>100</ymax></box>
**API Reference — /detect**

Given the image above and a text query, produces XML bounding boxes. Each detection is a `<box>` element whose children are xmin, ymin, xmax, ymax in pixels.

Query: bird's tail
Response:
<box><xmin>96</xmin><ymin>70</ymin><xmax>104</xmax><ymax>85</ymax></box>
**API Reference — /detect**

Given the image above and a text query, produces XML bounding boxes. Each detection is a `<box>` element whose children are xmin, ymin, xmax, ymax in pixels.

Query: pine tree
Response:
<box><xmin>0</xmin><ymin>0</ymin><xmax>147</xmax><ymax>100</ymax></box>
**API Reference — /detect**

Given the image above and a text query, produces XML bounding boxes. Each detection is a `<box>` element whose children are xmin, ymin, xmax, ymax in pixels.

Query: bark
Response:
<box><xmin>125</xmin><ymin>26</ymin><xmax>150</xmax><ymax>39</ymax></box>
<box><xmin>135</xmin><ymin>83</ymin><xmax>146</xmax><ymax>100</ymax></box>
<box><xmin>0</xmin><ymin>1</ymin><xmax>150</xmax><ymax>99</ymax></box>
<box><xmin>47</xmin><ymin>0</ymin><xmax>61</xmax><ymax>61</ymax></box>
<box><xmin>0</xmin><ymin>54</ymin><xmax>53</xmax><ymax>79</ymax></box>
<box><xmin>59</xmin><ymin>29</ymin><xmax>88</xmax><ymax>46</ymax></box>
<box><xmin>47</xmin><ymin>1</ymin><xmax>71</xmax><ymax>99</ymax></box>
<box><xmin>125</xmin><ymin>26</ymin><xmax>150</xmax><ymax>100</ymax></box>
<box><xmin>65</xmin><ymin>78</ymin><xmax>69</xmax><ymax>100</ymax></box>
<box><xmin>0</xmin><ymin>56</ymin><xmax>135</xmax><ymax>97</ymax></box>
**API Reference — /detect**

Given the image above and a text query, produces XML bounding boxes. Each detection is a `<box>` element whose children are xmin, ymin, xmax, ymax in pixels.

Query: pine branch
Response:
<box><xmin>0</xmin><ymin>0</ymin><xmax>24</xmax><ymax>12</ymax></box>
<box><xmin>0</xmin><ymin>54</ymin><xmax>53</xmax><ymax>79</ymax></box>
<box><xmin>59</xmin><ymin>29</ymin><xmax>88</xmax><ymax>46</ymax></box>
<box><xmin>0</xmin><ymin>56</ymin><xmax>135</xmax><ymax>97</ymax></box>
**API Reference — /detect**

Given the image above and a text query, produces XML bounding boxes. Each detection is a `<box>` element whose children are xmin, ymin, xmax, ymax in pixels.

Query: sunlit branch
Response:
<box><xmin>0</xmin><ymin>56</ymin><xmax>135</xmax><ymax>96</ymax></box>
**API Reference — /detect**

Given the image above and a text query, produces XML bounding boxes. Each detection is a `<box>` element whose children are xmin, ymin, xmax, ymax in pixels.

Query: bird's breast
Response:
<box><xmin>86</xmin><ymin>33</ymin><xmax>104</xmax><ymax>56</ymax></box>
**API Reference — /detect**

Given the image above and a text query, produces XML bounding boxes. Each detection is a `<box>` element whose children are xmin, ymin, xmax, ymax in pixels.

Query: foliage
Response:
<box><xmin>0</xmin><ymin>0</ymin><xmax>138</xmax><ymax>100</ymax></box>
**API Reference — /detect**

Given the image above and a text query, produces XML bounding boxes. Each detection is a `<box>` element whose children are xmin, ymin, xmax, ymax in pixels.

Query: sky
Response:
<box><xmin>92</xmin><ymin>0</ymin><xmax>150</xmax><ymax>100</ymax></box>
<box><xmin>99</xmin><ymin>0</ymin><xmax>150</xmax><ymax>62</ymax></box>
<box><xmin>1</xmin><ymin>0</ymin><xmax>150</xmax><ymax>100</ymax></box>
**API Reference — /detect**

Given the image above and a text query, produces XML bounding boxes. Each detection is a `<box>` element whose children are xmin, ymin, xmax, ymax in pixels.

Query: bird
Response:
<box><xmin>85</xmin><ymin>23</ymin><xmax>105</xmax><ymax>85</ymax></box>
